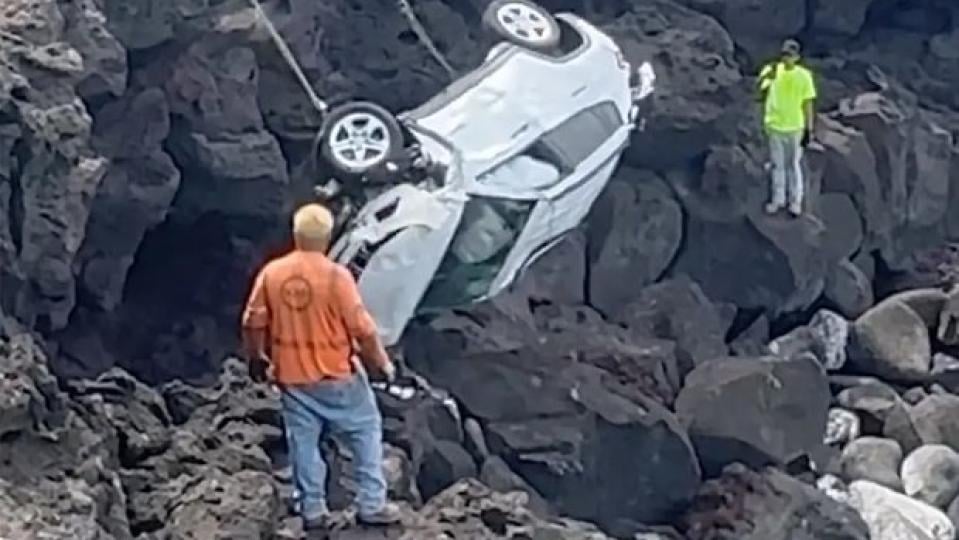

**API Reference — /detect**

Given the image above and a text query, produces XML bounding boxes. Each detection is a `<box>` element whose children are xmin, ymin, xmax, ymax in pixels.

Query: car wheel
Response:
<box><xmin>320</xmin><ymin>101</ymin><xmax>404</xmax><ymax>177</ymax></box>
<box><xmin>482</xmin><ymin>0</ymin><xmax>561</xmax><ymax>52</ymax></box>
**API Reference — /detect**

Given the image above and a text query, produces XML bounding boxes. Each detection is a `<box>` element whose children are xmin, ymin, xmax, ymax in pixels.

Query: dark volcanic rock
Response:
<box><xmin>835</xmin><ymin>379</ymin><xmax>910</xmax><ymax>437</ymax></box>
<box><xmin>848</xmin><ymin>297</ymin><xmax>932</xmax><ymax>381</ymax></box>
<box><xmin>587</xmin><ymin>172</ymin><xmax>683</xmax><ymax>315</ymax></box>
<box><xmin>667</xmin><ymin>145</ymin><xmax>830</xmax><ymax>315</ymax></box>
<box><xmin>406</xmin><ymin>336</ymin><xmax>702</xmax><ymax>530</ymax></box>
<box><xmin>613</xmin><ymin>276</ymin><xmax>730</xmax><ymax>375</ymax></box>
<box><xmin>393</xmin><ymin>479</ymin><xmax>612</xmax><ymax>539</ymax></box>
<box><xmin>838</xmin><ymin>436</ymin><xmax>904</xmax><ymax>491</ymax></box>
<box><xmin>511</xmin><ymin>230</ymin><xmax>587</xmax><ymax>306</ymax></box>
<box><xmin>825</xmin><ymin>258</ymin><xmax>875</xmax><ymax>318</ymax></box>
<box><xmin>681</xmin><ymin>464</ymin><xmax>869</xmax><ymax>540</ymax></box>
<box><xmin>418</xmin><ymin>440</ymin><xmax>478</xmax><ymax>500</ymax></box>
<box><xmin>0</xmin><ymin>333</ymin><xmax>130</xmax><ymax>539</ymax></box>
<box><xmin>6</xmin><ymin>0</ymin><xmax>959</xmax><ymax>537</ymax></box>
<box><xmin>608</xmin><ymin>0</ymin><xmax>743</xmax><ymax>168</ymax></box>
<box><xmin>675</xmin><ymin>354</ymin><xmax>831</xmax><ymax>474</ymax></box>
<box><xmin>421</xmin><ymin>300</ymin><xmax>683</xmax><ymax>406</ymax></box>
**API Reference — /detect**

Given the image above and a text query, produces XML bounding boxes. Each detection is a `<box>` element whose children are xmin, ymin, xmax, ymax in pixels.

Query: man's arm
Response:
<box><xmin>334</xmin><ymin>266</ymin><xmax>393</xmax><ymax>377</ymax></box>
<box><xmin>241</xmin><ymin>269</ymin><xmax>272</xmax><ymax>371</ymax></box>
<box><xmin>804</xmin><ymin>69</ymin><xmax>817</xmax><ymax>133</ymax></box>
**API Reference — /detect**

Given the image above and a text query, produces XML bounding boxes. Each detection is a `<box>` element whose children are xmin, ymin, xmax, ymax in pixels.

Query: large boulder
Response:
<box><xmin>613</xmin><ymin>276</ymin><xmax>730</xmax><ymax>376</ymax></box>
<box><xmin>835</xmin><ymin>379</ymin><xmax>911</xmax><ymax>437</ymax></box>
<box><xmin>811</xmin><ymin>0</ymin><xmax>879</xmax><ymax>36</ymax></box>
<box><xmin>769</xmin><ymin>309</ymin><xmax>850</xmax><ymax>371</ymax></box>
<box><xmin>667</xmin><ymin>145</ymin><xmax>830</xmax><ymax>315</ymax></box>
<box><xmin>835</xmin><ymin>92</ymin><xmax>957</xmax><ymax>270</ymax></box>
<box><xmin>682</xmin><ymin>464</ymin><xmax>869</xmax><ymax>540</ymax></box>
<box><xmin>587</xmin><ymin>172</ymin><xmax>683</xmax><ymax>315</ymax></box>
<box><xmin>938</xmin><ymin>286</ymin><xmax>959</xmax><ymax>345</ymax></box>
<box><xmin>825</xmin><ymin>259</ymin><xmax>875</xmax><ymax>319</ymax></box>
<box><xmin>839</xmin><ymin>436</ymin><xmax>904</xmax><ymax>491</ymax></box>
<box><xmin>398</xmin><ymin>479</ymin><xmax>612</xmax><ymax>540</ymax></box>
<box><xmin>848</xmin><ymin>298</ymin><xmax>932</xmax><ymax>381</ymax></box>
<box><xmin>901</xmin><ymin>444</ymin><xmax>959</xmax><ymax>508</ymax></box>
<box><xmin>405</xmin><ymin>335</ymin><xmax>702</xmax><ymax>530</ymax></box>
<box><xmin>848</xmin><ymin>480</ymin><xmax>955</xmax><ymax>540</ymax></box>
<box><xmin>681</xmin><ymin>0</ymin><xmax>806</xmax><ymax>60</ymax></box>
<box><xmin>512</xmin><ymin>230</ymin><xmax>587</xmax><ymax>306</ymax></box>
<box><xmin>606</xmin><ymin>0</ymin><xmax>743</xmax><ymax>168</ymax></box>
<box><xmin>887</xmin><ymin>393</ymin><xmax>959</xmax><ymax>454</ymax></box>
<box><xmin>674</xmin><ymin>354</ymin><xmax>831</xmax><ymax>474</ymax></box>
<box><xmin>422</xmin><ymin>301</ymin><xmax>683</xmax><ymax>406</ymax></box>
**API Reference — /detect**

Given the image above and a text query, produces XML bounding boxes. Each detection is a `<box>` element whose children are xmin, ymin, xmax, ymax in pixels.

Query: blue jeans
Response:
<box><xmin>767</xmin><ymin>129</ymin><xmax>804</xmax><ymax>208</ymax></box>
<box><xmin>280</xmin><ymin>373</ymin><xmax>387</xmax><ymax>519</ymax></box>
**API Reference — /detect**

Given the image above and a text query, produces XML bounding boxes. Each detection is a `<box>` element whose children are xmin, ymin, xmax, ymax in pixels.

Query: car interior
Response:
<box><xmin>419</xmin><ymin>197</ymin><xmax>535</xmax><ymax>310</ymax></box>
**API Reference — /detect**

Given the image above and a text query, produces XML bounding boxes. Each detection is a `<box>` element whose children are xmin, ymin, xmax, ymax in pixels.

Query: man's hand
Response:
<box><xmin>381</xmin><ymin>360</ymin><xmax>397</xmax><ymax>383</ymax></box>
<box><xmin>249</xmin><ymin>353</ymin><xmax>274</xmax><ymax>384</ymax></box>
<box><xmin>802</xmin><ymin>129</ymin><xmax>813</xmax><ymax>147</ymax></box>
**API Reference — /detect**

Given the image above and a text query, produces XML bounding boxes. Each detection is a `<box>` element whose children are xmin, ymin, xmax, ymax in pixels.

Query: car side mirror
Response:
<box><xmin>631</xmin><ymin>61</ymin><xmax>656</xmax><ymax>101</ymax></box>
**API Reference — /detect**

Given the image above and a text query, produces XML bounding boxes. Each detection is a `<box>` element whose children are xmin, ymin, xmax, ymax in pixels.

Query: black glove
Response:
<box><xmin>248</xmin><ymin>354</ymin><xmax>273</xmax><ymax>384</ymax></box>
<box><xmin>802</xmin><ymin>130</ymin><xmax>812</xmax><ymax>147</ymax></box>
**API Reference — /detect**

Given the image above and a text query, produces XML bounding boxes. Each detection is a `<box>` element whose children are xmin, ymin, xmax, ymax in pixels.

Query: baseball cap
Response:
<box><xmin>782</xmin><ymin>39</ymin><xmax>801</xmax><ymax>56</ymax></box>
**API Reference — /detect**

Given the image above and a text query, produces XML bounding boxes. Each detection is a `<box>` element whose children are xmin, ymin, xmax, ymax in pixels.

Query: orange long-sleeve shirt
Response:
<box><xmin>241</xmin><ymin>250</ymin><xmax>381</xmax><ymax>384</ymax></box>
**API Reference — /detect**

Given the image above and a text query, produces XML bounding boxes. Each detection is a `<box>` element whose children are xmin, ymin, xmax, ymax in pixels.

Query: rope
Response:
<box><xmin>396</xmin><ymin>0</ymin><xmax>456</xmax><ymax>79</ymax></box>
<box><xmin>247</xmin><ymin>0</ymin><xmax>328</xmax><ymax>113</ymax></box>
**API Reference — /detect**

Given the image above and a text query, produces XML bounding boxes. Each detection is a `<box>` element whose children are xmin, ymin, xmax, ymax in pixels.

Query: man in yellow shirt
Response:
<box><xmin>758</xmin><ymin>39</ymin><xmax>816</xmax><ymax>217</ymax></box>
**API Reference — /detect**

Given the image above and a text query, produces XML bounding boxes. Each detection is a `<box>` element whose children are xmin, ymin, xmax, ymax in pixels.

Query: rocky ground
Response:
<box><xmin>2</xmin><ymin>0</ymin><xmax>959</xmax><ymax>538</ymax></box>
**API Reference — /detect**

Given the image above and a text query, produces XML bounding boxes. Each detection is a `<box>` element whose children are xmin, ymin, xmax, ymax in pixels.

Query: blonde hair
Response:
<box><xmin>292</xmin><ymin>204</ymin><xmax>334</xmax><ymax>246</ymax></box>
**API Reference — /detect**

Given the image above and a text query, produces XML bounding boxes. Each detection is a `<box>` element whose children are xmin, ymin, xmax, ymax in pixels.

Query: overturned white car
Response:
<box><xmin>321</xmin><ymin>0</ymin><xmax>656</xmax><ymax>346</ymax></box>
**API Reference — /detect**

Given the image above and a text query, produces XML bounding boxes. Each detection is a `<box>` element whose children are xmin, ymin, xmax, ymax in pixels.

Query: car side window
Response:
<box><xmin>418</xmin><ymin>197</ymin><xmax>534</xmax><ymax>311</ymax></box>
<box><xmin>537</xmin><ymin>101</ymin><xmax>622</xmax><ymax>169</ymax></box>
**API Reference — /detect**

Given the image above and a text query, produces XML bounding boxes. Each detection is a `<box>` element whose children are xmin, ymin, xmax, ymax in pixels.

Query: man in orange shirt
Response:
<box><xmin>241</xmin><ymin>203</ymin><xmax>400</xmax><ymax>529</ymax></box>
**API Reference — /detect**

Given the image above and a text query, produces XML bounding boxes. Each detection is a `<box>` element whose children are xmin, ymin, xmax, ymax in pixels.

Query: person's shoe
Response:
<box><xmin>787</xmin><ymin>201</ymin><xmax>802</xmax><ymax>216</ymax></box>
<box><xmin>357</xmin><ymin>502</ymin><xmax>402</xmax><ymax>526</ymax></box>
<box><xmin>765</xmin><ymin>201</ymin><xmax>782</xmax><ymax>215</ymax></box>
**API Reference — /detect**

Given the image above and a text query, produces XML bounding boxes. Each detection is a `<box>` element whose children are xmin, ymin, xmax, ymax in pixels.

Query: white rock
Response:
<box><xmin>817</xmin><ymin>474</ymin><xmax>852</xmax><ymax>505</ymax></box>
<box><xmin>811</xmin><ymin>309</ymin><xmax>851</xmax><ymax>370</ymax></box>
<box><xmin>901</xmin><ymin>444</ymin><xmax>959</xmax><ymax>508</ymax></box>
<box><xmin>848</xmin><ymin>480</ymin><xmax>954</xmax><ymax>540</ymax></box>
<box><xmin>825</xmin><ymin>407</ymin><xmax>861</xmax><ymax>446</ymax></box>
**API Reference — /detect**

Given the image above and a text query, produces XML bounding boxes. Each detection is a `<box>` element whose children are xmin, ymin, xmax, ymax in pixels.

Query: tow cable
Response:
<box><xmin>245</xmin><ymin>0</ymin><xmax>455</xmax><ymax>170</ymax></box>
<box><xmin>246</xmin><ymin>0</ymin><xmax>328</xmax><ymax>114</ymax></box>
<box><xmin>396</xmin><ymin>0</ymin><xmax>457</xmax><ymax>79</ymax></box>
<box><xmin>248</xmin><ymin>0</ymin><xmax>457</xmax><ymax>109</ymax></box>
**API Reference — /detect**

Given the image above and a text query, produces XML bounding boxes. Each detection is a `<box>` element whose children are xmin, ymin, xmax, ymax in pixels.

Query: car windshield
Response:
<box><xmin>418</xmin><ymin>196</ymin><xmax>534</xmax><ymax>310</ymax></box>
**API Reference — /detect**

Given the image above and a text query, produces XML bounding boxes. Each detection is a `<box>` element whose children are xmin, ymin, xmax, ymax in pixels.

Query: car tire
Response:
<box><xmin>320</xmin><ymin>101</ymin><xmax>404</xmax><ymax>177</ymax></box>
<box><xmin>482</xmin><ymin>0</ymin><xmax>561</xmax><ymax>52</ymax></box>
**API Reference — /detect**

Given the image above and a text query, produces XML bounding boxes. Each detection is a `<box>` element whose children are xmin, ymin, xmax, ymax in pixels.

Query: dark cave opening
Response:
<box><xmin>92</xmin><ymin>211</ymin><xmax>289</xmax><ymax>385</ymax></box>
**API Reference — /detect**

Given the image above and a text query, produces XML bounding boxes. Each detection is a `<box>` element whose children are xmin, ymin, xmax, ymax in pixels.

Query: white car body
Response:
<box><xmin>330</xmin><ymin>13</ymin><xmax>655</xmax><ymax>346</ymax></box>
